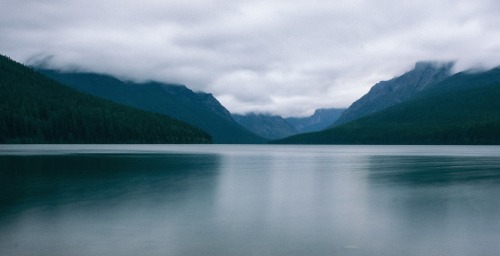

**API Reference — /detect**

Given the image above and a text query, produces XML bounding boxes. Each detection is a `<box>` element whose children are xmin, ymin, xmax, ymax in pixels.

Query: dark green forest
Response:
<box><xmin>274</xmin><ymin>68</ymin><xmax>500</xmax><ymax>145</ymax></box>
<box><xmin>0</xmin><ymin>54</ymin><xmax>211</xmax><ymax>144</ymax></box>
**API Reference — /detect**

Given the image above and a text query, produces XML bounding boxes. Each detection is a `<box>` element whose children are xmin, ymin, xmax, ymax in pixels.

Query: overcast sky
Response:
<box><xmin>2</xmin><ymin>0</ymin><xmax>500</xmax><ymax>117</ymax></box>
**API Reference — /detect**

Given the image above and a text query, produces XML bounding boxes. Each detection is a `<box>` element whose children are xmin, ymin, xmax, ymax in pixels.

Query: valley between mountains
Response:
<box><xmin>2</xmin><ymin>53</ymin><xmax>500</xmax><ymax>145</ymax></box>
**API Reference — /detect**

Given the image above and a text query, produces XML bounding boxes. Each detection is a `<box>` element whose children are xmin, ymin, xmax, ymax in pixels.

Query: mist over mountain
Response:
<box><xmin>274</xmin><ymin>67</ymin><xmax>500</xmax><ymax>145</ymax></box>
<box><xmin>0</xmin><ymin>54</ymin><xmax>211</xmax><ymax>144</ymax></box>
<box><xmin>37</xmin><ymin>69</ymin><xmax>266</xmax><ymax>144</ymax></box>
<box><xmin>332</xmin><ymin>61</ymin><xmax>454</xmax><ymax>126</ymax></box>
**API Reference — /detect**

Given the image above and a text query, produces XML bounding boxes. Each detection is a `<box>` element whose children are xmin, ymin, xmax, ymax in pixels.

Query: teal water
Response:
<box><xmin>1</xmin><ymin>145</ymin><xmax>500</xmax><ymax>256</ymax></box>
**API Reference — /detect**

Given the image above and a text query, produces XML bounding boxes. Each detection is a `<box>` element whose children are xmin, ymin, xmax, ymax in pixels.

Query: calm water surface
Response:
<box><xmin>1</xmin><ymin>145</ymin><xmax>500</xmax><ymax>256</ymax></box>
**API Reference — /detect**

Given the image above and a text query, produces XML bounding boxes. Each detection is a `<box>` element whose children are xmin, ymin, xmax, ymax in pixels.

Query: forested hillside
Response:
<box><xmin>37</xmin><ymin>69</ymin><xmax>266</xmax><ymax>144</ymax></box>
<box><xmin>0</xmin><ymin>55</ymin><xmax>212</xmax><ymax>144</ymax></box>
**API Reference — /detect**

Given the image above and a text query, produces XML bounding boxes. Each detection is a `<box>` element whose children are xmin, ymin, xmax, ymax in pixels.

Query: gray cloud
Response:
<box><xmin>1</xmin><ymin>0</ymin><xmax>500</xmax><ymax>117</ymax></box>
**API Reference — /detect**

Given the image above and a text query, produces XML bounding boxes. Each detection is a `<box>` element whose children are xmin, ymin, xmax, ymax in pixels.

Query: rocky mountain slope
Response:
<box><xmin>332</xmin><ymin>62</ymin><xmax>453</xmax><ymax>126</ymax></box>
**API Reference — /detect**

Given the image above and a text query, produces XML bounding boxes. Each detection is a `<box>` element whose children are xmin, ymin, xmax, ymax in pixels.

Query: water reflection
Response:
<box><xmin>1</xmin><ymin>146</ymin><xmax>500</xmax><ymax>256</ymax></box>
<box><xmin>368</xmin><ymin>155</ymin><xmax>500</xmax><ymax>186</ymax></box>
<box><xmin>366</xmin><ymin>155</ymin><xmax>500</xmax><ymax>256</ymax></box>
<box><xmin>0</xmin><ymin>153</ymin><xmax>222</xmax><ymax>256</ymax></box>
<box><xmin>0</xmin><ymin>154</ymin><xmax>221</xmax><ymax>212</ymax></box>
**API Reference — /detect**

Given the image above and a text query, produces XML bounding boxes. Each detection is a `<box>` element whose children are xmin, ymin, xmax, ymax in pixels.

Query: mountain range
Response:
<box><xmin>38</xmin><ymin>68</ymin><xmax>345</xmax><ymax>142</ymax></box>
<box><xmin>36</xmin><ymin>69</ymin><xmax>266</xmax><ymax>144</ymax></box>
<box><xmin>4</xmin><ymin>51</ymin><xmax>500</xmax><ymax>145</ymax></box>
<box><xmin>274</xmin><ymin>67</ymin><xmax>500</xmax><ymax>144</ymax></box>
<box><xmin>234</xmin><ymin>62</ymin><xmax>452</xmax><ymax>141</ymax></box>
<box><xmin>232</xmin><ymin>108</ymin><xmax>345</xmax><ymax>140</ymax></box>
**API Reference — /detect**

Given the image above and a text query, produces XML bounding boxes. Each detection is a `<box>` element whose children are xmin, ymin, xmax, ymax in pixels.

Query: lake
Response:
<box><xmin>1</xmin><ymin>145</ymin><xmax>500</xmax><ymax>256</ymax></box>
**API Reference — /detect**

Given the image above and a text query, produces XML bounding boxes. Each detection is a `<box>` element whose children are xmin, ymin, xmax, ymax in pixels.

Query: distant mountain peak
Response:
<box><xmin>332</xmin><ymin>61</ymin><xmax>454</xmax><ymax>126</ymax></box>
<box><xmin>287</xmin><ymin>108</ymin><xmax>345</xmax><ymax>133</ymax></box>
<box><xmin>232</xmin><ymin>113</ymin><xmax>297</xmax><ymax>140</ymax></box>
<box><xmin>232</xmin><ymin>108</ymin><xmax>346</xmax><ymax>140</ymax></box>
